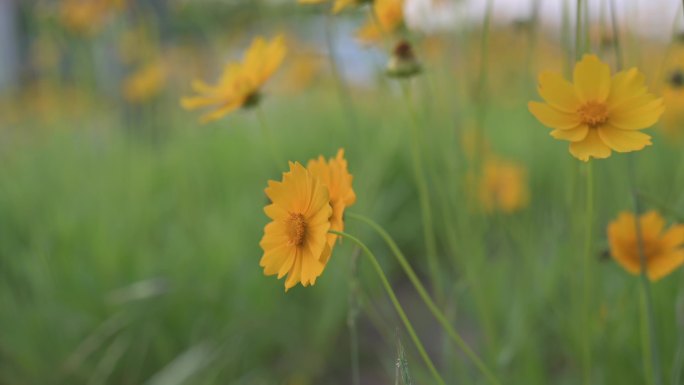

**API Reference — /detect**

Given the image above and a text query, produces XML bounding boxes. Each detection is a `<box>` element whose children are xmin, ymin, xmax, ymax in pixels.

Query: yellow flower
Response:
<box><xmin>298</xmin><ymin>0</ymin><xmax>362</xmax><ymax>13</ymax></box>
<box><xmin>608</xmin><ymin>211</ymin><xmax>684</xmax><ymax>281</ymax></box>
<box><xmin>260</xmin><ymin>162</ymin><xmax>333</xmax><ymax>291</ymax></box>
<box><xmin>122</xmin><ymin>61</ymin><xmax>167</xmax><ymax>104</ymax></box>
<box><xmin>478</xmin><ymin>157</ymin><xmax>529</xmax><ymax>214</ymax></box>
<box><xmin>59</xmin><ymin>0</ymin><xmax>125</xmax><ymax>35</ymax></box>
<box><xmin>307</xmin><ymin>149</ymin><xmax>356</xmax><ymax>264</ymax></box>
<box><xmin>357</xmin><ymin>0</ymin><xmax>405</xmax><ymax>43</ymax></box>
<box><xmin>529</xmin><ymin>54</ymin><xmax>664</xmax><ymax>162</ymax></box>
<box><xmin>181</xmin><ymin>35</ymin><xmax>287</xmax><ymax>123</ymax></box>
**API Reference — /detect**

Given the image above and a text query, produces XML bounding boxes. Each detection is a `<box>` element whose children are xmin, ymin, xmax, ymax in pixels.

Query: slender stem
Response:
<box><xmin>330</xmin><ymin>230</ymin><xmax>447</xmax><ymax>385</ymax></box>
<box><xmin>323</xmin><ymin>13</ymin><xmax>360</xmax><ymax>134</ymax></box>
<box><xmin>346</xmin><ymin>213</ymin><xmax>503</xmax><ymax>385</ymax></box>
<box><xmin>671</xmin><ymin>294</ymin><xmax>684</xmax><ymax>385</ymax></box>
<box><xmin>608</xmin><ymin>0</ymin><xmax>623</xmax><ymax>69</ymax></box>
<box><xmin>400</xmin><ymin>82</ymin><xmax>443</xmax><ymax>300</ymax></box>
<box><xmin>575</xmin><ymin>0</ymin><xmax>584</xmax><ymax>60</ymax></box>
<box><xmin>255</xmin><ymin>107</ymin><xmax>284</xmax><ymax>167</ymax></box>
<box><xmin>628</xmin><ymin>156</ymin><xmax>663</xmax><ymax>385</ymax></box>
<box><xmin>348</xmin><ymin>247</ymin><xmax>361</xmax><ymax>385</ymax></box>
<box><xmin>580</xmin><ymin>162</ymin><xmax>594</xmax><ymax>385</ymax></box>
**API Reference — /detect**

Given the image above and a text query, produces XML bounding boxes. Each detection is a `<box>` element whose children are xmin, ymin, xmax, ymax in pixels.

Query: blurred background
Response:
<box><xmin>3</xmin><ymin>0</ymin><xmax>684</xmax><ymax>384</ymax></box>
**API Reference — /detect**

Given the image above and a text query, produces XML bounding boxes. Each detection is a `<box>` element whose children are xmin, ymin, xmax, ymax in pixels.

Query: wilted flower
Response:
<box><xmin>386</xmin><ymin>40</ymin><xmax>422</xmax><ymax>78</ymax></box>
<box><xmin>529</xmin><ymin>54</ymin><xmax>664</xmax><ymax>161</ymax></box>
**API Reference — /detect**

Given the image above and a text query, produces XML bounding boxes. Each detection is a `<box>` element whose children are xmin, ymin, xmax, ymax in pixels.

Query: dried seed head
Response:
<box><xmin>386</xmin><ymin>40</ymin><xmax>422</xmax><ymax>79</ymax></box>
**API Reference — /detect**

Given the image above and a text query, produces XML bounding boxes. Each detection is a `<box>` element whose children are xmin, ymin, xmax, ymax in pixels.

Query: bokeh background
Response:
<box><xmin>3</xmin><ymin>0</ymin><xmax>684</xmax><ymax>384</ymax></box>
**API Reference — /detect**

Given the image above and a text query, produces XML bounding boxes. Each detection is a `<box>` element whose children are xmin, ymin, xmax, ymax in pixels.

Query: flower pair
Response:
<box><xmin>260</xmin><ymin>150</ymin><xmax>356</xmax><ymax>291</ymax></box>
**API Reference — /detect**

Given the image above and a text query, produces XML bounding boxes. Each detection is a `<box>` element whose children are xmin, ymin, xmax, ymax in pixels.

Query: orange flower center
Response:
<box><xmin>577</xmin><ymin>101</ymin><xmax>609</xmax><ymax>128</ymax></box>
<box><xmin>287</xmin><ymin>213</ymin><xmax>307</xmax><ymax>246</ymax></box>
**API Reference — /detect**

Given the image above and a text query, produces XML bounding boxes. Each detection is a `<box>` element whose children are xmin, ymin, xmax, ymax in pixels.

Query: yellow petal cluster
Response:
<box><xmin>608</xmin><ymin>211</ymin><xmax>684</xmax><ymax>281</ymax></box>
<box><xmin>181</xmin><ymin>35</ymin><xmax>286</xmax><ymax>123</ymax></box>
<box><xmin>529</xmin><ymin>54</ymin><xmax>664</xmax><ymax>161</ymax></box>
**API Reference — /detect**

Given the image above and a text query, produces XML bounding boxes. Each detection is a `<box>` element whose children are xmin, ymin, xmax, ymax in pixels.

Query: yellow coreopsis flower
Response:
<box><xmin>123</xmin><ymin>61</ymin><xmax>167</xmax><ymax>104</ymax></box>
<box><xmin>181</xmin><ymin>35</ymin><xmax>287</xmax><ymax>123</ymax></box>
<box><xmin>608</xmin><ymin>211</ymin><xmax>684</xmax><ymax>281</ymax></box>
<box><xmin>529</xmin><ymin>54</ymin><xmax>664</xmax><ymax>162</ymax></box>
<box><xmin>357</xmin><ymin>0</ymin><xmax>404</xmax><ymax>43</ymax></box>
<box><xmin>478</xmin><ymin>158</ymin><xmax>529</xmax><ymax>214</ymax></box>
<box><xmin>59</xmin><ymin>0</ymin><xmax>125</xmax><ymax>35</ymax></box>
<box><xmin>260</xmin><ymin>162</ymin><xmax>333</xmax><ymax>291</ymax></box>
<box><xmin>307</xmin><ymin>149</ymin><xmax>356</xmax><ymax>264</ymax></box>
<box><xmin>298</xmin><ymin>0</ymin><xmax>363</xmax><ymax>13</ymax></box>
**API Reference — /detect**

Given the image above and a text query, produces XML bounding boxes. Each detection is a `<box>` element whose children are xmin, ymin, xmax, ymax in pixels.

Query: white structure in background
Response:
<box><xmin>0</xmin><ymin>0</ymin><xmax>19</xmax><ymax>92</ymax></box>
<box><xmin>404</xmin><ymin>0</ymin><xmax>463</xmax><ymax>34</ymax></box>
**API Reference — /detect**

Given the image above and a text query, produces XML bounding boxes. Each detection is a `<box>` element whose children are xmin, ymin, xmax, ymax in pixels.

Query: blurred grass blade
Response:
<box><xmin>144</xmin><ymin>343</ymin><xmax>214</xmax><ymax>385</ymax></box>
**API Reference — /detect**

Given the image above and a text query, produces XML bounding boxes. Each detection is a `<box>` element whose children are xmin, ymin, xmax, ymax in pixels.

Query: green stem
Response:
<box><xmin>255</xmin><ymin>107</ymin><xmax>285</xmax><ymax>167</ymax></box>
<box><xmin>576</xmin><ymin>0</ymin><xmax>584</xmax><ymax>60</ymax></box>
<box><xmin>348</xmin><ymin>247</ymin><xmax>361</xmax><ymax>385</ymax></box>
<box><xmin>346</xmin><ymin>213</ymin><xmax>502</xmax><ymax>385</ymax></box>
<box><xmin>330</xmin><ymin>230</ymin><xmax>447</xmax><ymax>385</ymax></box>
<box><xmin>582</xmin><ymin>162</ymin><xmax>594</xmax><ymax>385</ymax></box>
<box><xmin>400</xmin><ymin>82</ymin><xmax>443</xmax><ymax>300</ymax></box>
<box><xmin>628</xmin><ymin>156</ymin><xmax>663</xmax><ymax>385</ymax></box>
<box><xmin>323</xmin><ymin>13</ymin><xmax>360</xmax><ymax>135</ymax></box>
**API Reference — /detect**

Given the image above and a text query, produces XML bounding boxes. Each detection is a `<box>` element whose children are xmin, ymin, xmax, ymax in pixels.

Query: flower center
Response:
<box><xmin>577</xmin><ymin>101</ymin><xmax>609</xmax><ymax>128</ymax></box>
<box><xmin>287</xmin><ymin>213</ymin><xmax>307</xmax><ymax>247</ymax></box>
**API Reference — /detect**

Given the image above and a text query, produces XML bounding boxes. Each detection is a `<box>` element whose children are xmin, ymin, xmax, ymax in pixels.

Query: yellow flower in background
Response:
<box><xmin>529</xmin><ymin>54</ymin><xmax>664</xmax><ymax>162</ymax></box>
<box><xmin>357</xmin><ymin>0</ymin><xmax>405</xmax><ymax>43</ymax></box>
<box><xmin>298</xmin><ymin>0</ymin><xmax>363</xmax><ymax>13</ymax></box>
<box><xmin>478</xmin><ymin>158</ymin><xmax>529</xmax><ymax>214</ymax></box>
<box><xmin>181</xmin><ymin>35</ymin><xmax>287</xmax><ymax>123</ymax></box>
<box><xmin>59</xmin><ymin>0</ymin><xmax>126</xmax><ymax>35</ymax></box>
<box><xmin>608</xmin><ymin>211</ymin><xmax>684</xmax><ymax>281</ymax></box>
<box><xmin>123</xmin><ymin>61</ymin><xmax>167</xmax><ymax>104</ymax></box>
<box><xmin>307</xmin><ymin>149</ymin><xmax>356</xmax><ymax>264</ymax></box>
<box><xmin>260</xmin><ymin>162</ymin><xmax>333</xmax><ymax>291</ymax></box>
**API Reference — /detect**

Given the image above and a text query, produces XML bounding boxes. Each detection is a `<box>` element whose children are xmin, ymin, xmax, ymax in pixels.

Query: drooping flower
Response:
<box><xmin>529</xmin><ymin>54</ymin><xmax>664</xmax><ymax>161</ymax></box>
<box><xmin>307</xmin><ymin>149</ymin><xmax>356</xmax><ymax>264</ymax></box>
<box><xmin>181</xmin><ymin>35</ymin><xmax>286</xmax><ymax>123</ymax></box>
<box><xmin>123</xmin><ymin>60</ymin><xmax>167</xmax><ymax>104</ymax></box>
<box><xmin>478</xmin><ymin>157</ymin><xmax>529</xmax><ymax>214</ymax></box>
<box><xmin>260</xmin><ymin>162</ymin><xmax>333</xmax><ymax>291</ymax></box>
<box><xmin>357</xmin><ymin>0</ymin><xmax>405</xmax><ymax>43</ymax></box>
<box><xmin>298</xmin><ymin>0</ymin><xmax>365</xmax><ymax>13</ymax></box>
<box><xmin>608</xmin><ymin>211</ymin><xmax>684</xmax><ymax>281</ymax></box>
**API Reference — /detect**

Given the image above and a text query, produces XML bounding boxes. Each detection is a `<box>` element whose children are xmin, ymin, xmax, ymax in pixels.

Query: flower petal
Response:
<box><xmin>574</xmin><ymin>54</ymin><xmax>611</xmax><ymax>102</ymax></box>
<box><xmin>597</xmin><ymin>125</ymin><xmax>652</xmax><ymax>152</ymax></box>
<box><xmin>550</xmin><ymin>125</ymin><xmax>589</xmax><ymax>142</ymax></box>
<box><xmin>648</xmin><ymin>250</ymin><xmax>684</xmax><ymax>281</ymax></box>
<box><xmin>537</xmin><ymin>71</ymin><xmax>581</xmax><ymax>112</ymax></box>
<box><xmin>529</xmin><ymin>102</ymin><xmax>581</xmax><ymax>129</ymax></box>
<box><xmin>607</xmin><ymin>68</ymin><xmax>647</xmax><ymax>108</ymax></box>
<box><xmin>610</xmin><ymin>97</ymin><xmax>665</xmax><ymax>130</ymax></box>
<box><xmin>568</xmin><ymin>129</ymin><xmax>612</xmax><ymax>161</ymax></box>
